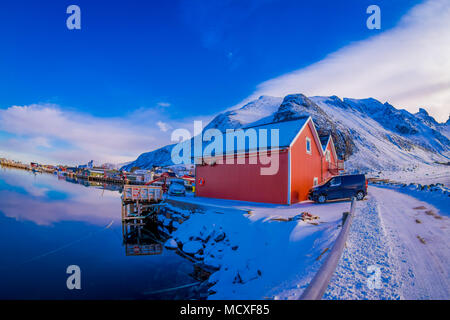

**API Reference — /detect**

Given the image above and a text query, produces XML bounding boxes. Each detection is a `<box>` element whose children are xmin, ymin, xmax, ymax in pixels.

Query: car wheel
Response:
<box><xmin>317</xmin><ymin>195</ymin><xmax>326</xmax><ymax>203</ymax></box>
<box><xmin>356</xmin><ymin>191</ymin><xmax>365</xmax><ymax>201</ymax></box>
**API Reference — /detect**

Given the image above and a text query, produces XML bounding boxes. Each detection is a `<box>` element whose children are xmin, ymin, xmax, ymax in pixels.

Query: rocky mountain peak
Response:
<box><xmin>122</xmin><ymin>94</ymin><xmax>449</xmax><ymax>172</ymax></box>
<box><xmin>271</xmin><ymin>93</ymin><xmax>354</xmax><ymax>158</ymax></box>
<box><xmin>417</xmin><ymin>108</ymin><xmax>429</xmax><ymax>116</ymax></box>
<box><xmin>414</xmin><ymin>107</ymin><xmax>440</xmax><ymax>130</ymax></box>
<box><xmin>204</xmin><ymin>95</ymin><xmax>282</xmax><ymax>131</ymax></box>
<box><xmin>273</xmin><ymin>93</ymin><xmax>323</xmax><ymax>122</ymax></box>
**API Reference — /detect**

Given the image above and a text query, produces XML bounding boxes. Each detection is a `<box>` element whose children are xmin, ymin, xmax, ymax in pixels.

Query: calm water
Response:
<box><xmin>0</xmin><ymin>167</ymin><xmax>202</xmax><ymax>300</ymax></box>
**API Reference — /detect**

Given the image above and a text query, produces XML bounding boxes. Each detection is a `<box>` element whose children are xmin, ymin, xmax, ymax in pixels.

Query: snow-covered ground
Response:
<box><xmin>160</xmin><ymin>197</ymin><xmax>353</xmax><ymax>299</ymax></box>
<box><xmin>160</xmin><ymin>180</ymin><xmax>449</xmax><ymax>300</ymax></box>
<box><xmin>369</xmin><ymin>163</ymin><xmax>450</xmax><ymax>187</ymax></box>
<box><xmin>157</xmin><ymin>170</ymin><xmax>449</xmax><ymax>300</ymax></box>
<box><xmin>325</xmin><ymin>186</ymin><xmax>449</xmax><ymax>299</ymax></box>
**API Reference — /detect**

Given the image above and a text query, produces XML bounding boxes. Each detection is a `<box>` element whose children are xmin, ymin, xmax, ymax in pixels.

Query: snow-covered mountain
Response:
<box><xmin>122</xmin><ymin>94</ymin><xmax>449</xmax><ymax>173</ymax></box>
<box><xmin>309</xmin><ymin>96</ymin><xmax>449</xmax><ymax>172</ymax></box>
<box><xmin>415</xmin><ymin>108</ymin><xmax>450</xmax><ymax>140</ymax></box>
<box><xmin>123</xmin><ymin>144</ymin><xmax>175</xmax><ymax>170</ymax></box>
<box><xmin>204</xmin><ymin>96</ymin><xmax>283</xmax><ymax>131</ymax></box>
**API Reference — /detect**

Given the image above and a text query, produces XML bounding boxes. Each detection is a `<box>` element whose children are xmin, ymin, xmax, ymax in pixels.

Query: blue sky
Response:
<box><xmin>0</xmin><ymin>0</ymin><xmax>448</xmax><ymax>164</ymax></box>
<box><xmin>0</xmin><ymin>0</ymin><xmax>418</xmax><ymax>117</ymax></box>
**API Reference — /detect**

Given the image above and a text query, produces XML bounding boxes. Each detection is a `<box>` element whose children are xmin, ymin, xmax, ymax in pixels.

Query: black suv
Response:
<box><xmin>308</xmin><ymin>174</ymin><xmax>367</xmax><ymax>203</ymax></box>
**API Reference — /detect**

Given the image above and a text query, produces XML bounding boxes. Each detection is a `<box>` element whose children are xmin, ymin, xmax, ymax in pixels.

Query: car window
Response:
<box><xmin>347</xmin><ymin>175</ymin><xmax>363</xmax><ymax>184</ymax></box>
<box><xmin>330</xmin><ymin>176</ymin><xmax>341</xmax><ymax>186</ymax></box>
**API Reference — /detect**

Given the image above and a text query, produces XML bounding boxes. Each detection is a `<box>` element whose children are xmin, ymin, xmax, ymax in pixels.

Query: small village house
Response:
<box><xmin>195</xmin><ymin>116</ymin><xmax>342</xmax><ymax>204</ymax></box>
<box><xmin>319</xmin><ymin>134</ymin><xmax>340</xmax><ymax>180</ymax></box>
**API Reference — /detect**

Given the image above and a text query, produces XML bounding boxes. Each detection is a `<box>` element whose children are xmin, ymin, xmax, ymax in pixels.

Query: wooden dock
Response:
<box><xmin>69</xmin><ymin>172</ymin><xmax>147</xmax><ymax>185</ymax></box>
<box><xmin>0</xmin><ymin>160</ymin><xmax>32</xmax><ymax>171</ymax></box>
<box><xmin>1</xmin><ymin>159</ymin><xmax>56</xmax><ymax>174</ymax></box>
<box><xmin>121</xmin><ymin>185</ymin><xmax>165</xmax><ymax>256</ymax></box>
<box><xmin>121</xmin><ymin>185</ymin><xmax>164</xmax><ymax>224</ymax></box>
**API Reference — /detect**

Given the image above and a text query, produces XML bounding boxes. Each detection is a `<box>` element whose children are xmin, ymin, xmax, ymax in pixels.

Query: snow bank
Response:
<box><xmin>155</xmin><ymin>199</ymin><xmax>351</xmax><ymax>299</ymax></box>
<box><xmin>371</xmin><ymin>180</ymin><xmax>450</xmax><ymax>197</ymax></box>
<box><xmin>368</xmin><ymin>163</ymin><xmax>450</xmax><ymax>187</ymax></box>
<box><xmin>326</xmin><ymin>186</ymin><xmax>450</xmax><ymax>299</ymax></box>
<box><xmin>369</xmin><ymin>180</ymin><xmax>450</xmax><ymax>216</ymax></box>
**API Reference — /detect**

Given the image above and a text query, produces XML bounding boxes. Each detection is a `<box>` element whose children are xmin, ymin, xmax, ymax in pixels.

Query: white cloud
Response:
<box><xmin>157</xmin><ymin>121</ymin><xmax>170</xmax><ymax>132</ymax></box>
<box><xmin>0</xmin><ymin>104</ymin><xmax>212</xmax><ymax>165</ymax></box>
<box><xmin>237</xmin><ymin>0</ymin><xmax>450</xmax><ymax>122</ymax></box>
<box><xmin>157</xmin><ymin>102</ymin><xmax>171</xmax><ymax>108</ymax></box>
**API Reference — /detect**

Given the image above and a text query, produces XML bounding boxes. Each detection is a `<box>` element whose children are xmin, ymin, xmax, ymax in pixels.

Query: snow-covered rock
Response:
<box><xmin>172</xmin><ymin>221</ymin><xmax>181</xmax><ymax>229</ymax></box>
<box><xmin>164</xmin><ymin>238</ymin><xmax>178</xmax><ymax>249</ymax></box>
<box><xmin>162</xmin><ymin>217</ymin><xmax>171</xmax><ymax>228</ymax></box>
<box><xmin>182</xmin><ymin>240</ymin><xmax>204</xmax><ymax>255</ymax></box>
<box><xmin>213</xmin><ymin>230</ymin><xmax>226</xmax><ymax>242</ymax></box>
<box><xmin>157</xmin><ymin>198</ymin><xmax>350</xmax><ymax>299</ymax></box>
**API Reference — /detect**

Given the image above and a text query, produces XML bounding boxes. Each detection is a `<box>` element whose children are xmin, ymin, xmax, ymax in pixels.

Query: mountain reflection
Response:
<box><xmin>0</xmin><ymin>167</ymin><xmax>121</xmax><ymax>226</ymax></box>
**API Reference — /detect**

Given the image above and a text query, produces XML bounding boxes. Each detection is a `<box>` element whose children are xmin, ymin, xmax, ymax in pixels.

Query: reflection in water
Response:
<box><xmin>0</xmin><ymin>167</ymin><xmax>121</xmax><ymax>226</ymax></box>
<box><xmin>65</xmin><ymin>176</ymin><xmax>124</xmax><ymax>192</ymax></box>
<box><xmin>122</xmin><ymin>219</ymin><xmax>163</xmax><ymax>256</ymax></box>
<box><xmin>0</xmin><ymin>166</ymin><xmax>206</xmax><ymax>299</ymax></box>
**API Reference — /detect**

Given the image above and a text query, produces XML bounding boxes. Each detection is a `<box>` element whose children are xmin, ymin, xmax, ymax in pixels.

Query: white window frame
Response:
<box><xmin>326</xmin><ymin>150</ymin><xmax>331</xmax><ymax>163</ymax></box>
<box><xmin>306</xmin><ymin>137</ymin><xmax>312</xmax><ymax>154</ymax></box>
<box><xmin>313</xmin><ymin>177</ymin><xmax>318</xmax><ymax>186</ymax></box>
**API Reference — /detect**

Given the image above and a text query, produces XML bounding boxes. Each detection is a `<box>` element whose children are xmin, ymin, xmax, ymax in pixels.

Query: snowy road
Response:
<box><xmin>324</xmin><ymin>186</ymin><xmax>450</xmax><ymax>300</ymax></box>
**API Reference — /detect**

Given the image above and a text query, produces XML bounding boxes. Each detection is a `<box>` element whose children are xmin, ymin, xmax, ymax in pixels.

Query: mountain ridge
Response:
<box><xmin>122</xmin><ymin>94</ymin><xmax>449</xmax><ymax>173</ymax></box>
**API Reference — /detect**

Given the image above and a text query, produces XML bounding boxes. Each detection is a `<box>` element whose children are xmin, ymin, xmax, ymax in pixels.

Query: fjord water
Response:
<box><xmin>0</xmin><ymin>167</ymin><xmax>200</xmax><ymax>299</ymax></box>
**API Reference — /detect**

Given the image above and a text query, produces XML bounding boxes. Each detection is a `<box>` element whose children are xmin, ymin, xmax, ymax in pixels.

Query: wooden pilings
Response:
<box><xmin>120</xmin><ymin>188</ymin><xmax>164</xmax><ymax>256</ymax></box>
<box><xmin>120</xmin><ymin>185</ymin><xmax>164</xmax><ymax>237</ymax></box>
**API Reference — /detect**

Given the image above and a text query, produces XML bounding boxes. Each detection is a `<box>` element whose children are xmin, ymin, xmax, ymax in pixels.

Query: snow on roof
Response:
<box><xmin>319</xmin><ymin>134</ymin><xmax>339</xmax><ymax>161</ymax></box>
<box><xmin>205</xmin><ymin>116</ymin><xmax>311</xmax><ymax>156</ymax></box>
<box><xmin>319</xmin><ymin>135</ymin><xmax>331</xmax><ymax>151</ymax></box>
<box><xmin>242</xmin><ymin>116</ymin><xmax>309</xmax><ymax>146</ymax></box>
<box><xmin>190</xmin><ymin>116</ymin><xmax>325</xmax><ymax>159</ymax></box>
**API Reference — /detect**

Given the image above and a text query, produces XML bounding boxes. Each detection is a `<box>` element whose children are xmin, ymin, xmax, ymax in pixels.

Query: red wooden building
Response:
<box><xmin>319</xmin><ymin>134</ymin><xmax>340</xmax><ymax>180</ymax></box>
<box><xmin>195</xmin><ymin>116</ymin><xmax>342</xmax><ymax>204</ymax></box>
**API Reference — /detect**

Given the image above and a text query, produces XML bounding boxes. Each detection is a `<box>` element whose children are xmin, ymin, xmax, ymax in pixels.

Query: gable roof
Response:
<box><xmin>319</xmin><ymin>135</ymin><xmax>330</xmax><ymax>151</ymax></box>
<box><xmin>289</xmin><ymin>116</ymin><xmax>324</xmax><ymax>156</ymax></box>
<box><xmin>240</xmin><ymin>116</ymin><xmax>310</xmax><ymax>149</ymax></box>
<box><xmin>190</xmin><ymin>115</ymin><xmax>330</xmax><ymax>159</ymax></box>
<box><xmin>319</xmin><ymin>134</ymin><xmax>338</xmax><ymax>161</ymax></box>
<box><xmin>193</xmin><ymin>115</ymin><xmax>325</xmax><ymax>159</ymax></box>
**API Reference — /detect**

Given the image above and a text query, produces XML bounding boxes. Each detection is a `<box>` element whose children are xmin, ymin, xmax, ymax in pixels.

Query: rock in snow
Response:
<box><xmin>213</xmin><ymin>230</ymin><xmax>226</xmax><ymax>242</ymax></box>
<box><xmin>164</xmin><ymin>238</ymin><xmax>178</xmax><ymax>250</ymax></box>
<box><xmin>182</xmin><ymin>240</ymin><xmax>204</xmax><ymax>255</ymax></box>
